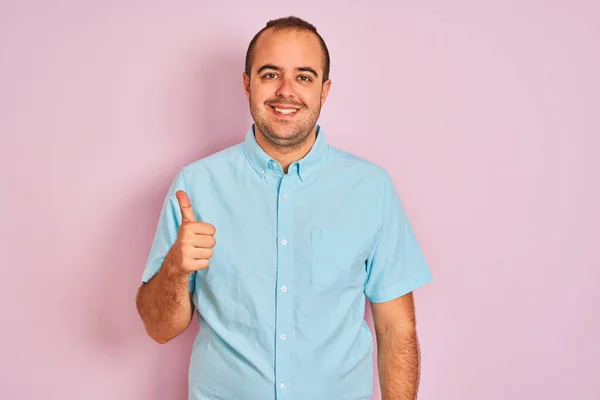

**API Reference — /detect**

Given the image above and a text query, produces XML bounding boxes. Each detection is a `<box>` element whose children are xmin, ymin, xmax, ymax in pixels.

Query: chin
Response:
<box><xmin>265</xmin><ymin>126</ymin><xmax>305</xmax><ymax>144</ymax></box>
<box><xmin>268</xmin><ymin>129</ymin><xmax>296</xmax><ymax>141</ymax></box>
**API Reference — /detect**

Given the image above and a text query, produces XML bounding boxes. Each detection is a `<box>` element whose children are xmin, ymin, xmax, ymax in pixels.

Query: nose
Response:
<box><xmin>275</xmin><ymin>76</ymin><xmax>295</xmax><ymax>99</ymax></box>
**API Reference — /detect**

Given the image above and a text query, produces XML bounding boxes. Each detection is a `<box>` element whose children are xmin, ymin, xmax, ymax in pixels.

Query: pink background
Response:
<box><xmin>1</xmin><ymin>1</ymin><xmax>598</xmax><ymax>399</ymax></box>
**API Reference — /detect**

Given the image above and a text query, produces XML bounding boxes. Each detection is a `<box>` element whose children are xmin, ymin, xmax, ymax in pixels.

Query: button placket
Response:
<box><xmin>274</xmin><ymin>173</ymin><xmax>295</xmax><ymax>398</ymax></box>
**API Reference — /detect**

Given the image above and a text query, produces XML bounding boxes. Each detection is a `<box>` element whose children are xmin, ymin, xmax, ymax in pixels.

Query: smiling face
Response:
<box><xmin>243</xmin><ymin>28</ymin><xmax>331</xmax><ymax>149</ymax></box>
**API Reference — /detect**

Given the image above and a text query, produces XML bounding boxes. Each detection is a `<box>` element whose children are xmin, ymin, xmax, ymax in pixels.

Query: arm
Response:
<box><xmin>135</xmin><ymin>258</ymin><xmax>195</xmax><ymax>344</ymax></box>
<box><xmin>371</xmin><ymin>292</ymin><xmax>421</xmax><ymax>400</ymax></box>
<box><xmin>136</xmin><ymin>190</ymin><xmax>215</xmax><ymax>344</ymax></box>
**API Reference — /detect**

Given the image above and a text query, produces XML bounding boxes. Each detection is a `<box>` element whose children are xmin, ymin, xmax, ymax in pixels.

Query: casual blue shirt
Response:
<box><xmin>142</xmin><ymin>124</ymin><xmax>433</xmax><ymax>400</ymax></box>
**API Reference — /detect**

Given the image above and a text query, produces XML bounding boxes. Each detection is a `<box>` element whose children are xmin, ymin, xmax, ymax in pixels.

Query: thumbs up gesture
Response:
<box><xmin>164</xmin><ymin>190</ymin><xmax>216</xmax><ymax>276</ymax></box>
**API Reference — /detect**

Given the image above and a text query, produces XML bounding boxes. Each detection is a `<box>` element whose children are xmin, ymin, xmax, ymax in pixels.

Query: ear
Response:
<box><xmin>320</xmin><ymin>79</ymin><xmax>332</xmax><ymax>106</ymax></box>
<box><xmin>242</xmin><ymin>72</ymin><xmax>251</xmax><ymax>101</ymax></box>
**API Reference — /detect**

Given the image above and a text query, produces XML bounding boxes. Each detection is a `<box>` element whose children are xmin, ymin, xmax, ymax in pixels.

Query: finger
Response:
<box><xmin>186</xmin><ymin>246</ymin><xmax>214</xmax><ymax>260</ymax></box>
<box><xmin>181</xmin><ymin>235</ymin><xmax>215</xmax><ymax>251</ymax></box>
<box><xmin>196</xmin><ymin>258</ymin><xmax>210</xmax><ymax>270</ymax></box>
<box><xmin>183</xmin><ymin>222</ymin><xmax>216</xmax><ymax>237</ymax></box>
<box><xmin>189</xmin><ymin>258</ymin><xmax>210</xmax><ymax>271</ymax></box>
<box><xmin>191</xmin><ymin>234</ymin><xmax>216</xmax><ymax>249</ymax></box>
<box><xmin>176</xmin><ymin>190</ymin><xmax>196</xmax><ymax>223</ymax></box>
<box><xmin>182</xmin><ymin>257</ymin><xmax>210</xmax><ymax>272</ymax></box>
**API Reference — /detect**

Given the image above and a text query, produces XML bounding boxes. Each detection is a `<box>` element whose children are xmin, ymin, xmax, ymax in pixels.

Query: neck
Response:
<box><xmin>254</xmin><ymin>126</ymin><xmax>317</xmax><ymax>174</ymax></box>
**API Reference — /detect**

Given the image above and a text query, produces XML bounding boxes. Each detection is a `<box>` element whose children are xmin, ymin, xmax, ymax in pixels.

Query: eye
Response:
<box><xmin>263</xmin><ymin>73</ymin><xmax>278</xmax><ymax>79</ymax></box>
<box><xmin>298</xmin><ymin>75</ymin><xmax>312</xmax><ymax>82</ymax></box>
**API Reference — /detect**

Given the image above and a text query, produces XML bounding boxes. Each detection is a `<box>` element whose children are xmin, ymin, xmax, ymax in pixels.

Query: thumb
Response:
<box><xmin>176</xmin><ymin>190</ymin><xmax>196</xmax><ymax>222</ymax></box>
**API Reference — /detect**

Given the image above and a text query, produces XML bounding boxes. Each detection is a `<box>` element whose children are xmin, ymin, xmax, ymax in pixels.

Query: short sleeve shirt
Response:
<box><xmin>142</xmin><ymin>124</ymin><xmax>433</xmax><ymax>400</ymax></box>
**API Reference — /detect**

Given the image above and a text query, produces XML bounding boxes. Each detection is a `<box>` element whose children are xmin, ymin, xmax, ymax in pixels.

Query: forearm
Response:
<box><xmin>135</xmin><ymin>258</ymin><xmax>194</xmax><ymax>344</ymax></box>
<box><xmin>377</xmin><ymin>327</ymin><xmax>421</xmax><ymax>400</ymax></box>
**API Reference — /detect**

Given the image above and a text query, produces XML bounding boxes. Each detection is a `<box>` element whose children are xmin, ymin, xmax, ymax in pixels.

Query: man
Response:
<box><xmin>136</xmin><ymin>16</ymin><xmax>433</xmax><ymax>400</ymax></box>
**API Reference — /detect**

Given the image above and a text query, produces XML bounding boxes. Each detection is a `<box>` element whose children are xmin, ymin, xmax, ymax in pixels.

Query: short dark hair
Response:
<box><xmin>244</xmin><ymin>16</ymin><xmax>331</xmax><ymax>82</ymax></box>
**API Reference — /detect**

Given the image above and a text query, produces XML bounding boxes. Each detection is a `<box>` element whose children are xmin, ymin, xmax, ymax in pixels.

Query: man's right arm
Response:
<box><xmin>135</xmin><ymin>257</ymin><xmax>195</xmax><ymax>344</ymax></box>
<box><xmin>136</xmin><ymin>189</ymin><xmax>216</xmax><ymax>344</ymax></box>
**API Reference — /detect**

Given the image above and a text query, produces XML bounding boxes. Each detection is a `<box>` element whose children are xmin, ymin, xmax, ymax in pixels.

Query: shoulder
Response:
<box><xmin>179</xmin><ymin>143</ymin><xmax>244</xmax><ymax>180</ymax></box>
<box><xmin>326</xmin><ymin>144</ymin><xmax>393</xmax><ymax>186</ymax></box>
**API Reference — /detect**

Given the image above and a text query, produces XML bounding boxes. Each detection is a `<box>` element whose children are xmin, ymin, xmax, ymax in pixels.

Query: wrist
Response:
<box><xmin>161</xmin><ymin>256</ymin><xmax>189</xmax><ymax>283</ymax></box>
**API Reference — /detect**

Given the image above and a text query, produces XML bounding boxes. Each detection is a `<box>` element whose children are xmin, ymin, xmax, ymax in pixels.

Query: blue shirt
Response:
<box><xmin>142</xmin><ymin>124</ymin><xmax>433</xmax><ymax>400</ymax></box>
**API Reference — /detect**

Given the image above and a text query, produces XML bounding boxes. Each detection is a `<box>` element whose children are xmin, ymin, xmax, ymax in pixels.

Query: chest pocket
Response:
<box><xmin>311</xmin><ymin>228</ymin><xmax>371</xmax><ymax>290</ymax></box>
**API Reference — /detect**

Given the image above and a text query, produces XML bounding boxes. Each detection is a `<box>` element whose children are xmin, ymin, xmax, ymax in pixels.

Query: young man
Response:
<box><xmin>136</xmin><ymin>16</ymin><xmax>433</xmax><ymax>400</ymax></box>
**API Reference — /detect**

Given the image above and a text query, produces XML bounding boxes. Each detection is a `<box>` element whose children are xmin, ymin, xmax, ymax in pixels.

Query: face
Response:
<box><xmin>243</xmin><ymin>28</ymin><xmax>331</xmax><ymax>149</ymax></box>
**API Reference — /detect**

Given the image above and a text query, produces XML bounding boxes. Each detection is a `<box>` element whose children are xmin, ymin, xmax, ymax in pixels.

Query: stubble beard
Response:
<box><xmin>249</xmin><ymin>92</ymin><xmax>322</xmax><ymax>151</ymax></box>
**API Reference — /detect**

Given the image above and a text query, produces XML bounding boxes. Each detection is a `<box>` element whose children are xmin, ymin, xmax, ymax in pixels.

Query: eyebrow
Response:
<box><xmin>256</xmin><ymin>64</ymin><xmax>319</xmax><ymax>78</ymax></box>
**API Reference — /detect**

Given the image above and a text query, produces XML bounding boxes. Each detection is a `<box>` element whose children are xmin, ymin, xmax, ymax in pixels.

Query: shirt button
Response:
<box><xmin>260</xmin><ymin>169</ymin><xmax>265</xmax><ymax>175</ymax></box>
<box><xmin>280</xmin><ymin>334</ymin><xmax>287</xmax><ymax>341</ymax></box>
<box><xmin>282</xmin><ymin>194</ymin><xmax>288</xmax><ymax>200</ymax></box>
<box><xmin>280</xmin><ymin>383</ymin><xmax>286</xmax><ymax>390</ymax></box>
<box><xmin>281</xmin><ymin>239</ymin><xmax>288</xmax><ymax>246</ymax></box>
<box><xmin>281</xmin><ymin>286</ymin><xmax>287</xmax><ymax>293</ymax></box>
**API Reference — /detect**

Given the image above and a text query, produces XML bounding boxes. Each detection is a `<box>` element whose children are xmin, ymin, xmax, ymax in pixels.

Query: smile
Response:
<box><xmin>274</xmin><ymin>107</ymin><xmax>297</xmax><ymax>114</ymax></box>
<box><xmin>269</xmin><ymin>105</ymin><xmax>300</xmax><ymax>117</ymax></box>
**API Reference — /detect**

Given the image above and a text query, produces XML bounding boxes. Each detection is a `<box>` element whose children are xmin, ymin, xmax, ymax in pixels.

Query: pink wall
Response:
<box><xmin>1</xmin><ymin>1</ymin><xmax>598</xmax><ymax>399</ymax></box>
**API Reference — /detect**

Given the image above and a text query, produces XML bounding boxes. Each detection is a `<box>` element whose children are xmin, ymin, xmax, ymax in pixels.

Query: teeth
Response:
<box><xmin>274</xmin><ymin>107</ymin><xmax>297</xmax><ymax>115</ymax></box>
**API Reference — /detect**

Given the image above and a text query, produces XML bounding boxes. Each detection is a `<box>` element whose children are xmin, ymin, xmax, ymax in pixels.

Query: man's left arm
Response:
<box><xmin>371</xmin><ymin>292</ymin><xmax>420</xmax><ymax>400</ymax></box>
<box><xmin>364</xmin><ymin>172</ymin><xmax>433</xmax><ymax>399</ymax></box>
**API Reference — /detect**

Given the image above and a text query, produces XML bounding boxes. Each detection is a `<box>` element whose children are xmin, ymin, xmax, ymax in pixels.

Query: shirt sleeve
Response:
<box><xmin>364</xmin><ymin>173</ymin><xmax>432</xmax><ymax>303</ymax></box>
<box><xmin>141</xmin><ymin>168</ymin><xmax>196</xmax><ymax>292</ymax></box>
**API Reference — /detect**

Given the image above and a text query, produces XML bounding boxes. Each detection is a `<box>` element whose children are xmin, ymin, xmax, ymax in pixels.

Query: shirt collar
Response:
<box><xmin>242</xmin><ymin>124</ymin><xmax>328</xmax><ymax>181</ymax></box>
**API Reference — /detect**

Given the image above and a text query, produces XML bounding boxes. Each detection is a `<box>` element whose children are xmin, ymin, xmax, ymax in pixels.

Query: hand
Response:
<box><xmin>164</xmin><ymin>190</ymin><xmax>216</xmax><ymax>277</ymax></box>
